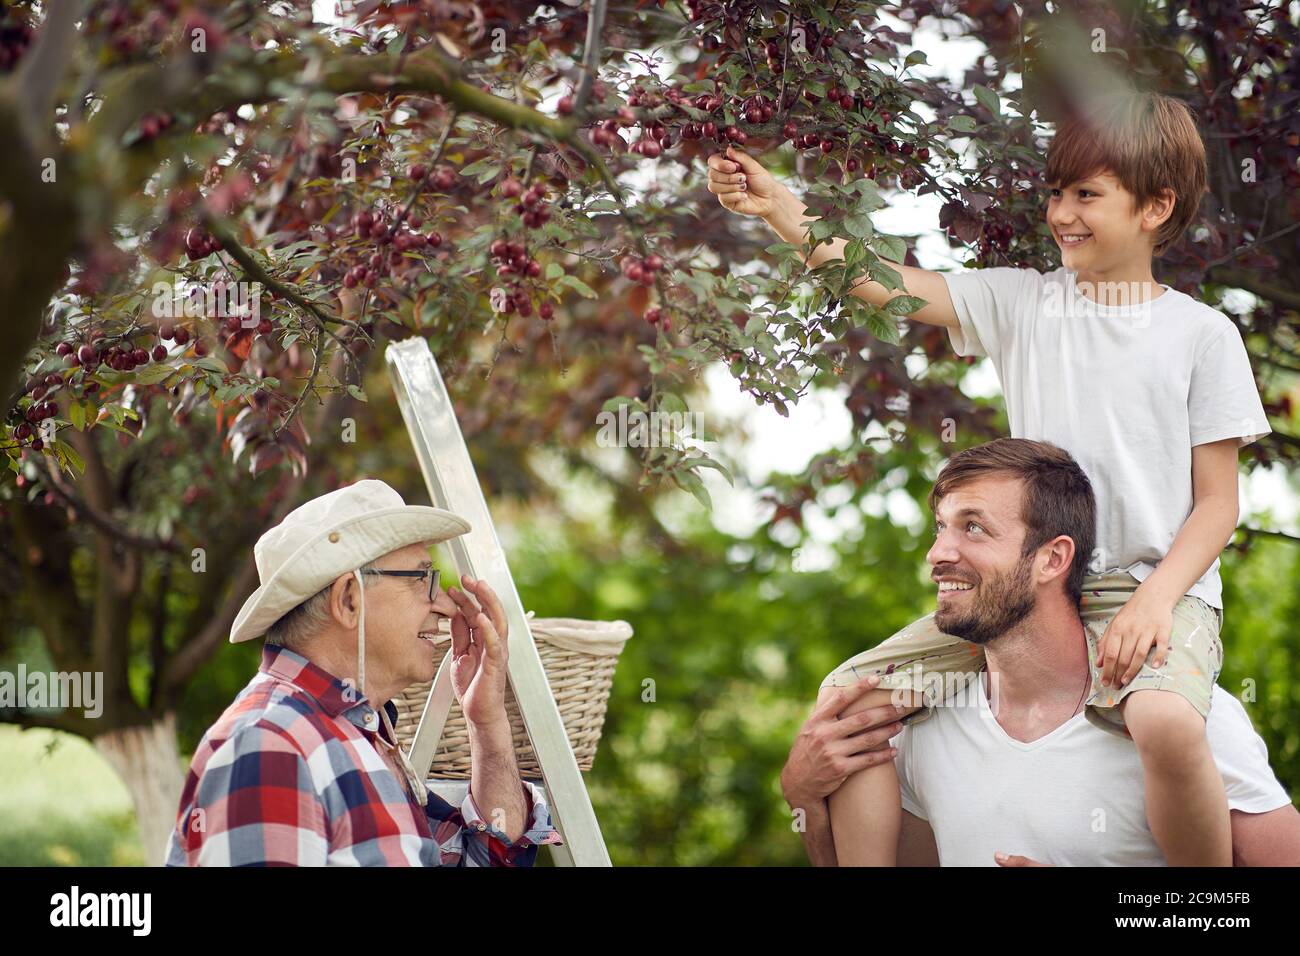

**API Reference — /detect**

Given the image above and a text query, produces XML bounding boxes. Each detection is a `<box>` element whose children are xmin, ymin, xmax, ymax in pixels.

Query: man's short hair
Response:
<box><xmin>265</xmin><ymin>559</ymin><xmax>381</xmax><ymax>650</ymax></box>
<box><xmin>1045</xmin><ymin>89</ymin><xmax>1208</xmax><ymax>257</ymax></box>
<box><xmin>928</xmin><ymin>438</ymin><xmax>1097</xmax><ymax>606</ymax></box>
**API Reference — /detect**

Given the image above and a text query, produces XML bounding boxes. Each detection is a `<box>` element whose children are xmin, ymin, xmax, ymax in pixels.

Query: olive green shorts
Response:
<box><xmin>819</xmin><ymin>572</ymin><xmax>1224</xmax><ymax>740</ymax></box>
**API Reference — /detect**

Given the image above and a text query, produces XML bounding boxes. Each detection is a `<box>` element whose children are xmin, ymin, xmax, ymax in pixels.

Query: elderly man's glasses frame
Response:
<box><xmin>359</xmin><ymin>567</ymin><xmax>441</xmax><ymax>602</ymax></box>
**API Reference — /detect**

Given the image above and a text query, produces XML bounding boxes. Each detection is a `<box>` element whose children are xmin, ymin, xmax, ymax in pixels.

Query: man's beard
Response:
<box><xmin>935</xmin><ymin>553</ymin><xmax>1037</xmax><ymax>646</ymax></box>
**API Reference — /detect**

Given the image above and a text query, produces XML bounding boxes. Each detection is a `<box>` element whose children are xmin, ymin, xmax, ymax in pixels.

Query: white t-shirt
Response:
<box><xmin>893</xmin><ymin>680</ymin><xmax>1291</xmax><ymax>866</ymax></box>
<box><xmin>942</xmin><ymin>266</ymin><xmax>1270</xmax><ymax>609</ymax></box>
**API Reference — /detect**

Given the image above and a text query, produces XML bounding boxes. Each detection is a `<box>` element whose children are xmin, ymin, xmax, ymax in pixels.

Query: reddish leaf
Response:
<box><xmin>224</xmin><ymin>329</ymin><xmax>254</xmax><ymax>370</ymax></box>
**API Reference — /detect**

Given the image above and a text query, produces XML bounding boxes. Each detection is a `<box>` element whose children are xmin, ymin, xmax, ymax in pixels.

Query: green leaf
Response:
<box><xmin>557</xmin><ymin>274</ymin><xmax>597</xmax><ymax>299</ymax></box>
<box><xmin>68</xmin><ymin>402</ymin><xmax>85</xmax><ymax>431</ymax></box>
<box><xmin>844</xmin><ymin>213</ymin><xmax>873</xmax><ymax>239</ymax></box>
<box><xmin>871</xmin><ymin>235</ymin><xmax>907</xmax><ymax>263</ymax></box>
<box><xmin>690</xmin><ymin>456</ymin><xmax>734</xmax><ymax>485</ymax></box>
<box><xmin>54</xmin><ymin>439</ymin><xmax>85</xmax><ymax>475</ymax></box>
<box><xmin>658</xmin><ymin>392</ymin><xmax>687</xmax><ymax>416</ymax></box>
<box><xmin>867</xmin><ymin>260</ymin><xmax>905</xmax><ymax>292</ymax></box>
<box><xmin>545</xmin><ymin>262</ymin><xmax>565</xmax><ymax>280</ymax></box>
<box><xmin>973</xmin><ymin>85</ymin><xmax>1001</xmax><ymax>118</ymax></box>
<box><xmin>765</xmin><ymin>242</ymin><xmax>801</xmax><ymax>257</ymax></box>
<box><xmin>132</xmin><ymin>363</ymin><xmax>175</xmax><ymax>385</ymax></box>
<box><xmin>674</xmin><ymin>468</ymin><xmax>712</xmax><ymax>509</ymax></box>
<box><xmin>195</xmin><ymin>356</ymin><xmax>229</xmax><ymax>376</ymax></box>
<box><xmin>884</xmin><ymin>294</ymin><xmax>929</xmax><ymax>316</ymax></box>
<box><xmin>601</xmin><ymin>395</ymin><xmax>637</xmax><ymax>413</ymax></box>
<box><xmin>347</xmin><ymin>384</ymin><xmax>368</xmax><ymax>403</ymax></box>
<box><xmin>864</xmin><ymin>309</ymin><xmax>902</xmax><ymax>345</ymax></box>
<box><xmin>947</xmin><ymin>114</ymin><xmax>977</xmax><ymax>134</ymax></box>
<box><xmin>809</xmin><ymin>220</ymin><xmax>837</xmax><ymax>243</ymax></box>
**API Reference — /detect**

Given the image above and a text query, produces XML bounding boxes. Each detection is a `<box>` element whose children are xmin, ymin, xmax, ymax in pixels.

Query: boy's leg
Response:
<box><xmin>827</xmin><ymin>687</ymin><xmax>924</xmax><ymax>866</ymax></box>
<box><xmin>1120</xmin><ymin>691</ymin><xmax>1231</xmax><ymax>866</ymax></box>
<box><xmin>1081</xmin><ymin>575</ymin><xmax>1230</xmax><ymax>866</ymax></box>
<box><xmin>820</xmin><ymin>614</ymin><xmax>984</xmax><ymax>866</ymax></box>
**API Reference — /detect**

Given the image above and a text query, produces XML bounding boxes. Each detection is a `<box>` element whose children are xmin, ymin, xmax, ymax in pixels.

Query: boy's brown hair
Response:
<box><xmin>929</xmin><ymin>438</ymin><xmax>1096</xmax><ymax>607</ymax></box>
<box><xmin>1045</xmin><ymin>90</ymin><xmax>1208</xmax><ymax>257</ymax></box>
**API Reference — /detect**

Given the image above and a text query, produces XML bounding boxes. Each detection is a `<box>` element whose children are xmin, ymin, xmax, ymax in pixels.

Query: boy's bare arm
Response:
<box><xmin>707</xmin><ymin>146</ymin><xmax>960</xmax><ymax>330</ymax></box>
<box><xmin>1096</xmin><ymin>437</ymin><xmax>1240</xmax><ymax>687</ymax></box>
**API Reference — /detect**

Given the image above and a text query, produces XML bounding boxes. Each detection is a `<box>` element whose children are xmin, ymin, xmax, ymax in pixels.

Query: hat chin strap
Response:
<box><xmin>354</xmin><ymin>569</ymin><xmax>428</xmax><ymax>808</ymax></box>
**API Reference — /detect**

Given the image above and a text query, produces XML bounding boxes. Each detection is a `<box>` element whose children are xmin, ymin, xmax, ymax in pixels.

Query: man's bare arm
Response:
<box><xmin>898</xmin><ymin>810</ymin><xmax>940</xmax><ymax>866</ymax></box>
<box><xmin>794</xmin><ymin>798</ymin><xmax>839</xmax><ymax>867</ymax></box>
<box><xmin>1231</xmin><ymin>805</ymin><xmax>1300</xmax><ymax>866</ymax></box>
<box><xmin>780</xmin><ymin>676</ymin><xmax>908</xmax><ymax>866</ymax></box>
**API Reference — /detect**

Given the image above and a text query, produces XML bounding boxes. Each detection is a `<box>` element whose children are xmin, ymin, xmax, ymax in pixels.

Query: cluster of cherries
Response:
<box><xmin>185</xmin><ymin>227</ymin><xmax>223</xmax><ymax>261</ymax></box>
<box><xmin>643</xmin><ymin>307</ymin><xmax>670</xmax><ymax>332</ymax></box>
<box><xmin>341</xmin><ymin>207</ymin><xmax>444</xmax><ymax>288</ymax></box>
<box><xmin>498</xmin><ymin>177</ymin><xmax>553</xmax><ymax>228</ymax></box>
<box><xmin>409</xmin><ymin>163</ymin><xmax>458</xmax><ymax>193</ymax></box>
<box><xmin>619</xmin><ymin>254</ymin><xmax>665</xmax><ymax>286</ymax></box>
<box><xmin>19</xmin><ymin>373</ymin><xmax>64</xmax><ymax>435</ymax></box>
<box><xmin>488</xmin><ymin>240</ymin><xmax>554</xmax><ymax>319</ymax></box>
<box><xmin>978</xmin><ymin>220</ymin><xmax>1015</xmax><ymax>255</ymax></box>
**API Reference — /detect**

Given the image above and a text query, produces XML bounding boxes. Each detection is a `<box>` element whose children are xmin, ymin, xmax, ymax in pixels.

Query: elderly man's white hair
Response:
<box><xmin>265</xmin><ymin>559</ymin><xmax>381</xmax><ymax>651</ymax></box>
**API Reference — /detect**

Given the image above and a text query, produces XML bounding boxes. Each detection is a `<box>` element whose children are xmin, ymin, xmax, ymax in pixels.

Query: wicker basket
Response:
<box><xmin>392</xmin><ymin>615</ymin><xmax>633</xmax><ymax>780</ymax></box>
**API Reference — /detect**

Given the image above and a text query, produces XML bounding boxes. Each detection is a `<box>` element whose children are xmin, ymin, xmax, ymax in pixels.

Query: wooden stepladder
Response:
<box><xmin>384</xmin><ymin>338</ymin><xmax>611</xmax><ymax>866</ymax></box>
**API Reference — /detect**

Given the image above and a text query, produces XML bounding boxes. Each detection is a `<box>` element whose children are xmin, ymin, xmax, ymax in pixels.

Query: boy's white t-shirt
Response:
<box><xmin>941</xmin><ymin>266</ymin><xmax>1271</xmax><ymax>609</ymax></box>
<box><xmin>893</xmin><ymin>680</ymin><xmax>1291</xmax><ymax>866</ymax></box>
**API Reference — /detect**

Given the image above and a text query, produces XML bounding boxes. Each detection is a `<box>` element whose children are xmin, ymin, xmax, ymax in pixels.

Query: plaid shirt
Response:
<box><xmin>165</xmin><ymin>643</ymin><xmax>563</xmax><ymax>866</ymax></box>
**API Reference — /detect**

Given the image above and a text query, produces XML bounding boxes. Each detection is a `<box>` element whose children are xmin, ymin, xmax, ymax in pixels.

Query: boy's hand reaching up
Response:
<box><xmin>707</xmin><ymin>145</ymin><xmax>784</xmax><ymax>218</ymax></box>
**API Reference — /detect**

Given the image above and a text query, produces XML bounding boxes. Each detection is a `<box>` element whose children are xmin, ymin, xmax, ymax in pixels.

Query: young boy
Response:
<box><xmin>708</xmin><ymin>90</ymin><xmax>1272</xmax><ymax>865</ymax></box>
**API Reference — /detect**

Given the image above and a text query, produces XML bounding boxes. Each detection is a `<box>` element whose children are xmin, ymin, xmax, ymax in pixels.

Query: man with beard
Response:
<box><xmin>779</xmin><ymin>438</ymin><xmax>1300</xmax><ymax>866</ymax></box>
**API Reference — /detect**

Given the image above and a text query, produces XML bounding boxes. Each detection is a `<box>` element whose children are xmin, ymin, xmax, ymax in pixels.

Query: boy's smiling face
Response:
<box><xmin>1046</xmin><ymin>170</ymin><xmax>1175</xmax><ymax>279</ymax></box>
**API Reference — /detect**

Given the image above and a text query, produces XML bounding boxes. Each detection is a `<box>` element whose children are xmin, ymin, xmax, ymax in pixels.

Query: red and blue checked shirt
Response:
<box><xmin>165</xmin><ymin>643</ymin><xmax>563</xmax><ymax>866</ymax></box>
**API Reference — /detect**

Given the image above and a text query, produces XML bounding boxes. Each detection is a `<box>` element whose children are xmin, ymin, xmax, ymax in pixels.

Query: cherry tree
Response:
<box><xmin>0</xmin><ymin>0</ymin><xmax>1294</xmax><ymax>861</ymax></box>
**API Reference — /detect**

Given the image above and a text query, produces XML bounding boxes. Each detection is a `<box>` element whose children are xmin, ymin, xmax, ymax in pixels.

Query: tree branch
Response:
<box><xmin>1209</xmin><ymin>267</ymin><xmax>1300</xmax><ymax>312</ymax></box>
<box><xmin>30</xmin><ymin>452</ymin><xmax>180</xmax><ymax>553</ymax></box>
<box><xmin>12</xmin><ymin>0</ymin><xmax>89</xmax><ymax>143</ymax></box>
<box><xmin>574</xmin><ymin>0</ymin><xmax>609</xmax><ymax>113</ymax></box>
<box><xmin>159</xmin><ymin>354</ymin><xmax>354</xmax><ymax>694</ymax></box>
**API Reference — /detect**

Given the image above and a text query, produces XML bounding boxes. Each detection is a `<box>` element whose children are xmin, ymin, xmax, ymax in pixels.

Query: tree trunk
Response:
<box><xmin>93</xmin><ymin>712</ymin><xmax>185</xmax><ymax>866</ymax></box>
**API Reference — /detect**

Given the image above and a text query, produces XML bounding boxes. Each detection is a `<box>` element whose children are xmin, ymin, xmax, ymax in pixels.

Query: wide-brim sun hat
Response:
<box><xmin>230</xmin><ymin>478</ymin><xmax>471</xmax><ymax>645</ymax></box>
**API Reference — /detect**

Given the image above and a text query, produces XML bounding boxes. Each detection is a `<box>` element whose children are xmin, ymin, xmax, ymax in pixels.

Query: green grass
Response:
<box><xmin>0</xmin><ymin>726</ymin><xmax>145</xmax><ymax>866</ymax></box>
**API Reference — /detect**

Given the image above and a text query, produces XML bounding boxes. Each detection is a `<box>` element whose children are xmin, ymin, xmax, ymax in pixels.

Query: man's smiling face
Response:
<box><xmin>927</xmin><ymin>476</ymin><xmax>1039</xmax><ymax>645</ymax></box>
<box><xmin>365</xmin><ymin>542</ymin><xmax>458</xmax><ymax>690</ymax></box>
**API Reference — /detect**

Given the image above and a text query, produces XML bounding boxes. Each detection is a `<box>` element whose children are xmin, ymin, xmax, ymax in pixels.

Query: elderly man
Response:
<box><xmin>781</xmin><ymin>439</ymin><xmax>1300</xmax><ymax>866</ymax></box>
<box><xmin>165</xmin><ymin>479</ymin><xmax>561</xmax><ymax>866</ymax></box>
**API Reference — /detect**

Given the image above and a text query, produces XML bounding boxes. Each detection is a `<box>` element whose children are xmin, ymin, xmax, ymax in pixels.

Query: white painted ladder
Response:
<box><xmin>385</xmin><ymin>338</ymin><xmax>611</xmax><ymax>866</ymax></box>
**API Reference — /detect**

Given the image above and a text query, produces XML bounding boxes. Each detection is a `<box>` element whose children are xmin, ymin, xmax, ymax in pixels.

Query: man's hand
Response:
<box><xmin>445</xmin><ymin>575</ymin><xmax>511</xmax><ymax>729</ymax></box>
<box><xmin>781</xmin><ymin>674</ymin><xmax>908</xmax><ymax>809</ymax></box>
<box><xmin>995</xmin><ymin>852</ymin><xmax>1051</xmax><ymax>867</ymax></box>
<box><xmin>707</xmin><ymin>145</ymin><xmax>786</xmax><ymax>219</ymax></box>
<box><xmin>1096</xmin><ymin>589</ymin><xmax>1176</xmax><ymax>689</ymax></box>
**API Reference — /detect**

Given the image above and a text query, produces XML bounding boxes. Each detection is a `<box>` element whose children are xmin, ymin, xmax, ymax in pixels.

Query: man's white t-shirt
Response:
<box><xmin>893</xmin><ymin>679</ymin><xmax>1291</xmax><ymax>866</ymax></box>
<box><xmin>941</xmin><ymin>267</ymin><xmax>1271</xmax><ymax>609</ymax></box>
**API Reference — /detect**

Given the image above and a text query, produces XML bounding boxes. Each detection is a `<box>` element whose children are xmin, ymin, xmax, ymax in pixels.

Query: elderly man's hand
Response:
<box><xmin>445</xmin><ymin>575</ymin><xmax>511</xmax><ymax>729</ymax></box>
<box><xmin>780</xmin><ymin>674</ymin><xmax>908</xmax><ymax>810</ymax></box>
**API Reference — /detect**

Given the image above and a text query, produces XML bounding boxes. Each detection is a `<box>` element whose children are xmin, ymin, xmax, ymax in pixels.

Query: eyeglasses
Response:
<box><xmin>359</xmin><ymin>567</ymin><xmax>441</xmax><ymax>603</ymax></box>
